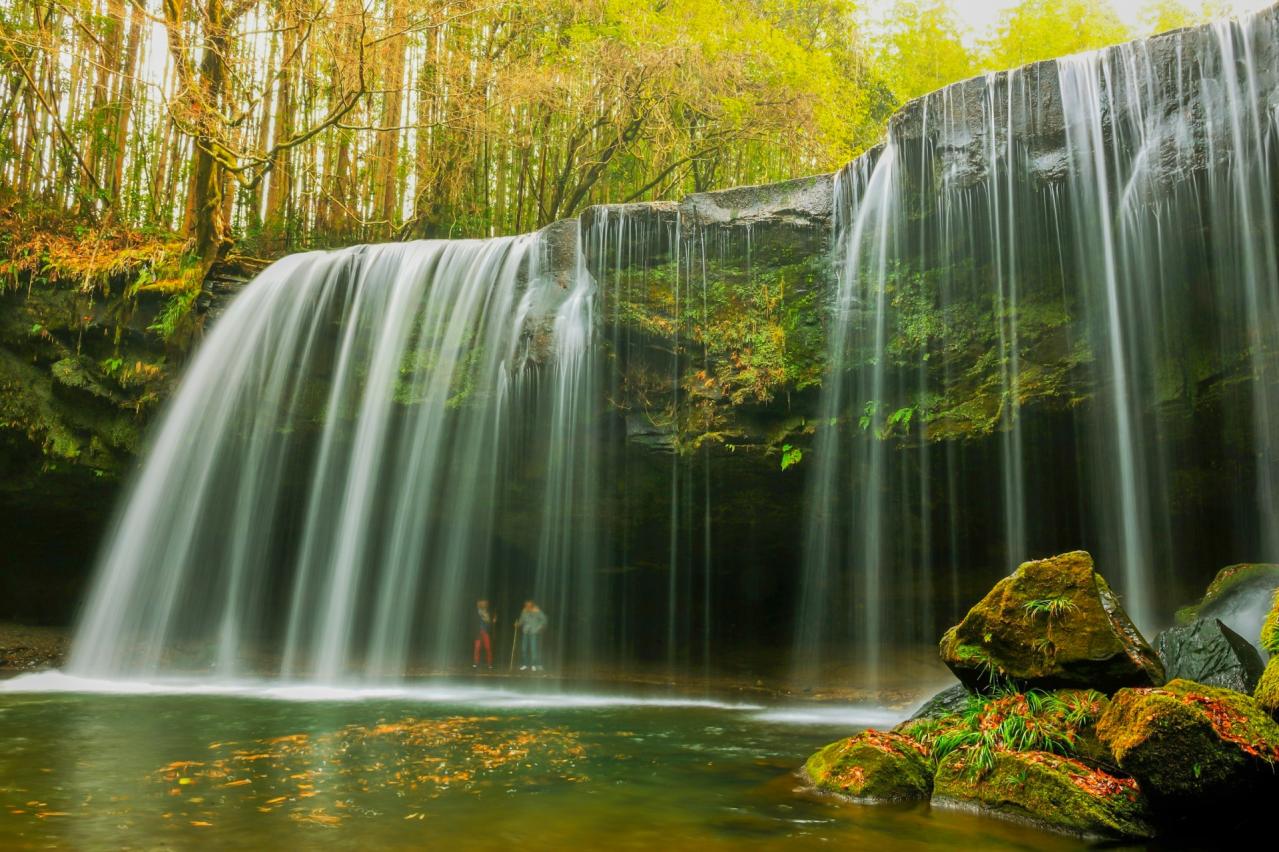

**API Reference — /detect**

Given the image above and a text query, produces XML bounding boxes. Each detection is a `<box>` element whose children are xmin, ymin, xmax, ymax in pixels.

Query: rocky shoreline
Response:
<box><xmin>803</xmin><ymin>553</ymin><xmax>1279</xmax><ymax>840</ymax></box>
<box><xmin>0</xmin><ymin>623</ymin><xmax>69</xmax><ymax>674</ymax></box>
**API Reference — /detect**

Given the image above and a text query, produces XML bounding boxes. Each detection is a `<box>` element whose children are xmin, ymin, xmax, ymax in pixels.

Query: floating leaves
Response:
<box><xmin>147</xmin><ymin>715</ymin><xmax>589</xmax><ymax>831</ymax></box>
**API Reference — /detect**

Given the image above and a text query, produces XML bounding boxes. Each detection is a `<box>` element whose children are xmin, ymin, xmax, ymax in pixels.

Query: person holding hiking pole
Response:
<box><xmin>515</xmin><ymin>600</ymin><xmax>548</xmax><ymax>672</ymax></box>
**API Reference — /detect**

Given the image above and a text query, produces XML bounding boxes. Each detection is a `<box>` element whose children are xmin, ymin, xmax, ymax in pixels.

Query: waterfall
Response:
<box><xmin>59</xmin><ymin>9</ymin><xmax>1279</xmax><ymax>692</ymax></box>
<box><xmin>799</xmin><ymin>8</ymin><xmax>1279</xmax><ymax>680</ymax></box>
<box><xmin>71</xmin><ymin>232</ymin><xmax>600</xmax><ymax>680</ymax></box>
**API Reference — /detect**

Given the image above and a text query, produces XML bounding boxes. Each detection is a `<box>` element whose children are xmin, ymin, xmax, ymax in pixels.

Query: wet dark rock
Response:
<box><xmin>907</xmin><ymin>682</ymin><xmax>971</xmax><ymax>721</ymax></box>
<box><xmin>1155</xmin><ymin>618</ymin><xmax>1264</xmax><ymax>693</ymax></box>
<box><xmin>1096</xmin><ymin>679</ymin><xmax>1279</xmax><ymax>824</ymax></box>
<box><xmin>938</xmin><ymin>550</ymin><xmax>1164</xmax><ymax>693</ymax></box>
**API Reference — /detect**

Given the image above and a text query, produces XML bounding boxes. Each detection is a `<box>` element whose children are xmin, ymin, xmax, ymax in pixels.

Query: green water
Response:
<box><xmin>0</xmin><ymin>682</ymin><xmax>1088</xmax><ymax>850</ymax></box>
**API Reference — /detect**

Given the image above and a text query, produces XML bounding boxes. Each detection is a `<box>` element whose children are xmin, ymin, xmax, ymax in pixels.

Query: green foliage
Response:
<box><xmin>928</xmin><ymin>688</ymin><xmax>1106</xmax><ymax>778</ymax></box>
<box><xmin>613</xmin><ymin>243</ymin><xmax>830</xmax><ymax>449</ymax></box>
<box><xmin>983</xmin><ymin>0</ymin><xmax>1131</xmax><ymax>70</ymax></box>
<box><xmin>149</xmin><ymin>289</ymin><xmax>199</xmax><ymax>341</ymax></box>
<box><xmin>780</xmin><ymin>443</ymin><xmax>803</xmax><ymax>470</ymax></box>
<box><xmin>858</xmin><ymin>400</ymin><xmax>878</xmax><ymax>431</ymax></box>
<box><xmin>1023</xmin><ymin>596</ymin><xmax>1081</xmax><ymax>621</ymax></box>
<box><xmin>874</xmin><ymin>1</ymin><xmax>978</xmax><ymax>104</ymax></box>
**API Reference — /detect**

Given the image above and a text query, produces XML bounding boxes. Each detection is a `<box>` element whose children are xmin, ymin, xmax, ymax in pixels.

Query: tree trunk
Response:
<box><xmin>373</xmin><ymin>0</ymin><xmax>408</xmax><ymax>239</ymax></box>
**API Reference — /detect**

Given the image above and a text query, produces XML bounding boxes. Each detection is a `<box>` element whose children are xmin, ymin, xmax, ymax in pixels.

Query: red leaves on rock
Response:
<box><xmin>1180</xmin><ymin>692</ymin><xmax>1279</xmax><ymax>764</ymax></box>
<box><xmin>1020</xmin><ymin>751</ymin><xmax>1140</xmax><ymax>801</ymax></box>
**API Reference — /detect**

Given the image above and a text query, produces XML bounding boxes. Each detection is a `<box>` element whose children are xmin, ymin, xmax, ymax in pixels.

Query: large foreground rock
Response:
<box><xmin>1155</xmin><ymin>618</ymin><xmax>1264</xmax><ymax>693</ymax></box>
<box><xmin>932</xmin><ymin>750</ymin><xmax>1154</xmax><ymax>839</ymax></box>
<box><xmin>939</xmin><ymin>551</ymin><xmax>1164</xmax><ymax>692</ymax></box>
<box><xmin>803</xmin><ymin>730</ymin><xmax>932</xmax><ymax>802</ymax></box>
<box><xmin>1096</xmin><ymin>679</ymin><xmax>1279</xmax><ymax>822</ymax></box>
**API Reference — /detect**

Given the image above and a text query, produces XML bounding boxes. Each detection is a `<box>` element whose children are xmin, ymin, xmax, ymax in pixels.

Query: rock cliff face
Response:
<box><xmin>0</xmin><ymin>263</ymin><xmax>253</xmax><ymax>622</ymax></box>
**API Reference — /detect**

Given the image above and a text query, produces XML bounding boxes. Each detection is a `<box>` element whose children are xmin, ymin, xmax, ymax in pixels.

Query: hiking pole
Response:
<box><xmin>508</xmin><ymin>622</ymin><xmax>519</xmax><ymax>672</ymax></box>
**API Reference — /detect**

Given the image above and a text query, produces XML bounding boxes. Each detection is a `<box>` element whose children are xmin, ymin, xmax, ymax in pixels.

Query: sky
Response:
<box><xmin>864</xmin><ymin>0</ymin><xmax>1275</xmax><ymax>42</ymax></box>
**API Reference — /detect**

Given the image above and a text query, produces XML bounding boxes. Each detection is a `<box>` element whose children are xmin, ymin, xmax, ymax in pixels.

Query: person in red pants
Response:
<box><xmin>473</xmin><ymin>599</ymin><xmax>494</xmax><ymax>669</ymax></box>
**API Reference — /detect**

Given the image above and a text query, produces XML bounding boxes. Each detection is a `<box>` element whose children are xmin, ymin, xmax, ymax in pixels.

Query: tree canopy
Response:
<box><xmin>0</xmin><ymin>0</ymin><xmax>1256</xmax><ymax>267</ymax></box>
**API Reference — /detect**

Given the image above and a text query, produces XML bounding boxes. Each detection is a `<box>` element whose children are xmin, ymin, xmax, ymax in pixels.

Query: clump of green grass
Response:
<box><xmin>923</xmin><ymin>687</ymin><xmax>1106</xmax><ymax>778</ymax></box>
<box><xmin>1023</xmin><ymin>596</ymin><xmax>1079</xmax><ymax>621</ymax></box>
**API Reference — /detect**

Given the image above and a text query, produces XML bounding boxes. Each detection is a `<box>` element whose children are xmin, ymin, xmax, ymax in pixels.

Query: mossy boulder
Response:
<box><xmin>932</xmin><ymin>750</ymin><xmax>1154</xmax><ymax>839</ymax></box>
<box><xmin>938</xmin><ymin>551</ymin><xmax>1164</xmax><ymax>692</ymax></box>
<box><xmin>1255</xmin><ymin>658</ymin><xmax>1279</xmax><ymax>720</ymax></box>
<box><xmin>1155</xmin><ymin>618</ymin><xmax>1264</xmax><ymax>693</ymax></box>
<box><xmin>1096</xmin><ymin>679</ymin><xmax>1279</xmax><ymax>822</ymax></box>
<box><xmin>1262</xmin><ymin>588</ymin><xmax>1279</xmax><ymax>656</ymax></box>
<box><xmin>1176</xmin><ymin>563</ymin><xmax>1279</xmax><ymax>625</ymax></box>
<box><xmin>803</xmin><ymin>730</ymin><xmax>932</xmax><ymax>802</ymax></box>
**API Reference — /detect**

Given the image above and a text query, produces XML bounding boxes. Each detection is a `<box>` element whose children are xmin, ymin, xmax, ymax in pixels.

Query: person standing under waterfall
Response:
<box><xmin>473</xmin><ymin>599</ymin><xmax>494</xmax><ymax>670</ymax></box>
<box><xmin>516</xmin><ymin>600</ymin><xmax>548</xmax><ymax>672</ymax></box>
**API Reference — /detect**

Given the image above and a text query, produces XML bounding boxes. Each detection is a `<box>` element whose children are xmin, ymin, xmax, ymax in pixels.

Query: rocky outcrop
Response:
<box><xmin>888</xmin><ymin>9</ymin><xmax>1279</xmax><ymax>193</ymax></box>
<box><xmin>939</xmin><ymin>551</ymin><xmax>1164</xmax><ymax>692</ymax></box>
<box><xmin>933</xmin><ymin>750</ymin><xmax>1154</xmax><ymax>840</ymax></box>
<box><xmin>803</xmin><ymin>730</ymin><xmax>932</xmax><ymax>802</ymax></box>
<box><xmin>907</xmin><ymin>682</ymin><xmax>972</xmax><ymax>722</ymax></box>
<box><xmin>1176</xmin><ymin>563</ymin><xmax>1279</xmax><ymax>625</ymax></box>
<box><xmin>1156</xmin><ymin>618</ymin><xmax>1264</xmax><ymax>693</ymax></box>
<box><xmin>1096</xmin><ymin>679</ymin><xmax>1279</xmax><ymax>822</ymax></box>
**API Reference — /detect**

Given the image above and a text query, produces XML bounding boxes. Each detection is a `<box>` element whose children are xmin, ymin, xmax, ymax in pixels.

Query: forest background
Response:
<box><xmin>0</xmin><ymin>0</ymin><xmax>1256</xmax><ymax>283</ymax></box>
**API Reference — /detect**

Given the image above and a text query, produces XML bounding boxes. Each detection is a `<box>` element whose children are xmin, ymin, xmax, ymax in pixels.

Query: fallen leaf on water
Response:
<box><xmin>290</xmin><ymin>809</ymin><xmax>341</xmax><ymax>827</ymax></box>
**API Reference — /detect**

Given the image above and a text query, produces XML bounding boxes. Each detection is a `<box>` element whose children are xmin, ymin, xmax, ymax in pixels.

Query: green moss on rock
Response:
<box><xmin>932</xmin><ymin>749</ymin><xmax>1154</xmax><ymax>839</ymax></box>
<box><xmin>1175</xmin><ymin>563</ymin><xmax>1279</xmax><ymax>625</ymax></box>
<box><xmin>1261</xmin><ymin>589</ymin><xmax>1279</xmax><ymax>656</ymax></box>
<box><xmin>803</xmin><ymin>730</ymin><xmax>932</xmax><ymax>801</ymax></box>
<box><xmin>939</xmin><ymin>550</ymin><xmax>1164</xmax><ymax>692</ymax></box>
<box><xmin>1096</xmin><ymin>679</ymin><xmax>1279</xmax><ymax>820</ymax></box>
<box><xmin>1254</xmin><ymin>657</ymin><xmax>1279</xmax><ymax>720</ymax></box>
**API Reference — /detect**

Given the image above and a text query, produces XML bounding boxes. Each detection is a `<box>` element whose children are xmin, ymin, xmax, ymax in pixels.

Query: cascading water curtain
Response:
<box><xmin>798</xmin><ymin>9</ymin><xmax>1279</xmax><ymax>685</ymax></box>
<box><xmin>72</xmin><ymin>233</ymin><xmax>603</xmax><ymax>681</ymax></box>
